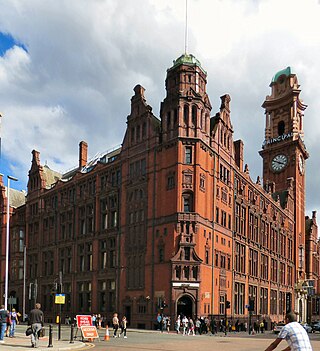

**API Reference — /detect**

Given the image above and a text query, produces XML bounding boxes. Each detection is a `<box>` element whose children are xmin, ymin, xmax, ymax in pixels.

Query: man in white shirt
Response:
<box><xmin>112</xmin><ymin>313</ymin><xmax>119</xmax><ymax>337</ymax></box>
<box><xmin>265</xmin><ymin>312</ymin><xmax>312</xmax><ymax>351</ymax></box>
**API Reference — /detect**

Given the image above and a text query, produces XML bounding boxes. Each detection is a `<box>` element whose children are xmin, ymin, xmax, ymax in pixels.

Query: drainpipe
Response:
<box><xmin>211</xmin><ymin>152</ymin><xmax>216</xmax><ymax>316</ymax></box>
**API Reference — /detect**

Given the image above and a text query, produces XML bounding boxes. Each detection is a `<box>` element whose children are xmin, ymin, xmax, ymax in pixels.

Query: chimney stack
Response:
<box><xmin>79</xmin><ymin>141</ymin><xmax>88</xmax><ymax>169</ymax></box>
<box><xmin>234</xmin><ymin>140</ymin><xmax>244</xmax><ymax>171</ymax></box>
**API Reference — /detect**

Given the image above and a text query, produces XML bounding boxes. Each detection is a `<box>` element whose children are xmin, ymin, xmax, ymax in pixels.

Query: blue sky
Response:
<box><xmin>0</xmin><ymin>32</ymin><xmax>16</xmax><ymax>55</ymax></box>
<box><xmin>0</xmin><ymin>32</ymin><xmax>26</xmax><ymax>190</ymax></box>
<box><xmin>0</xmin><ymin>32</ymin><xmax>26</xmax><ymax>55</ymax></box>
<box><xmin>0</xmin><ymin>0</ymin><xmax>320</xmax><ymax>216</ymax></box>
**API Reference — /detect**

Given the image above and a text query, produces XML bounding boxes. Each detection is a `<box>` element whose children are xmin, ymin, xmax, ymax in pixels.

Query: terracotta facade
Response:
<box><xmin>1</xmin><ymin>55</ymin><xmax>319</xmax><ymax>327</ymax></box>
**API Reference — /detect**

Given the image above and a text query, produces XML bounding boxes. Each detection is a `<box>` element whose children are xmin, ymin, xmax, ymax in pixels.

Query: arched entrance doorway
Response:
<box><xmin>177</xmin><ymin>295</ymin><xmax>193</xmax><ymax>318</ymax></box>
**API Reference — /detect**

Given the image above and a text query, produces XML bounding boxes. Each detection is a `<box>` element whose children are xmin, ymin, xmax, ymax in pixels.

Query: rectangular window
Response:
<box><xmin>205</xmin><ymin>250</ymin><xmax>209</xmax><ymax>264</ymax></box>
<box><xmin>167</xmin><ymin>173</ymin><xmax>175</xmax><ymax>190</ymax></box>
<box><xmin>159</xmin><ymin>247</ymin><xmax>164</xmax><ymax>262</ymax></box>
<box><xmin>183</xmin><ymin>196</ymin><xmax>191</xmax><ymax>212</ymax></box>
<box><xmin>260</xmin><ymin>287</ymin><xmax>268</xmax><ymax>315</ymax></box>
<box><xmin>216</xmin><ymin>207</ymin><xmax>219</xmax><ymax>223</ymax></box>
<box><xmin>141</xmin><ymin>159</ymin><xmax>146</xmax><ymax>176</ymax></box>
<box><xmin>219</xmin><ymin>295</ymin><xmax>225</xmax><ymax>315</ymax></box>
<box><xmin>185</xmin><ymin>147</ymin><xmax>192</xmax><ymax>164</ymax></box>
<box><xmin>234</xmin><ymin>282</ymin><xmax>245</xmax><ymax>314</ymax></box>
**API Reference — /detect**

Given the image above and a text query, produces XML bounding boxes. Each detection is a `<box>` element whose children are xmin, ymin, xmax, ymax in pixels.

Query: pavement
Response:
<box><xmin>0</xmin><ymin>331</ymin><xmax>88</xmax><ymax>350</ymax></box>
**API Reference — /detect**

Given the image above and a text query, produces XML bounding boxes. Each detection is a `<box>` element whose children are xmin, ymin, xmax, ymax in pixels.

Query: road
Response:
<box><xmin>90</xmin><ymin>330</ymin><xmax>320</xmax><ymax>351</ymax></box>
<box><xmin>14</xmin><ymin>324</ymin><xmax>320</xmax><ymax>351</ymax></box>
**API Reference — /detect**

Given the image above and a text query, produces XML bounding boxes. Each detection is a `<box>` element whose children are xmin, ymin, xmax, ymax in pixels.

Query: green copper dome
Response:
<box><xmin>168</xmin><ymin>53</ymin><xmax>207</xmax><ymax>74</ymax></box>
<box><xmin>272</xmin><ymin>66</ymin><xmax>292</xmax><ymax>83</ymax></box>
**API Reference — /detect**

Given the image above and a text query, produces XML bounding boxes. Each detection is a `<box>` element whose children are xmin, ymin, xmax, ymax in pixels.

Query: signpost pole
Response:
<box><xmin>58</xmin><ymin>271</ymin><xmax>63</xmax><ymax>340</ymax></box>
<box><xmin>58</xmin><ymin>305</ymin><xmax>61</xmax><ymax>340</ymax></box>
<box><xmin>54</xmin><ymin>292</ymin><xmax>65</xmax><ymax>340</ymax></box>
<box><xmin>225</xmin><ymin>293</ymin><xmax>227</xmax><ymax>336</ymax></box>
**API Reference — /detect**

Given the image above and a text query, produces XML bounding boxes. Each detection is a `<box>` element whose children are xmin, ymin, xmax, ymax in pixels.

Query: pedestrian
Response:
<box><xmin>9</xmin><ymin>308</ymin><xmax>19</xmax><ymax>337</ymax></box>
<box><xmin>166</xmin><ymin>316</ymin><xmax>171</xmax><ymax>333</ymax></box>
<box><xmin>161</xmin><ymin>316</ymin><xmax>166</xmax><ymax>333</ymax></box>
<box><xmin>4</xmin><ymin>310</ymin><xmax>11</xmax><ymax>337</ymax></box>
<box><xmin>156</xmin><ymin>313</ymin><xmax>162</xmax><ymax>331</ymax></box>
<box><xmin>264</xmin><ymin>312</ymin><xmax>312</xmax><ymax>351</ymax></box>
<box><xmin>0</xmin><ymin>305</ymin><xmax>8</xmax><ymax>343</ymax></box>
<box><xmin>195</xmin><ymin>318</ymin><xmax>201</xmax><ymax>335</ymax></box>
<box><xmin>112</xmin><ymin>312</ymin><xmax>119</xmax><ymax>337</ymax></box>
<box><xmin>175</xmin><ymin>315</ymin><xmax>181</xmax><ymax>334</ymax></box>
<box><xmin>182</xmin><ymin>315</ymin><xmax>188</xmax><ymax>335</ymax></box>
<box><xmin>92</xmin><ymin>314</ymin><xmax>96</xmax><ymax>327</ymax></box>
<box><xmin>29</xmin><ymin>302</ymin><xmax>44</xmax><ymax>348</ymax></box>
<box><xmin>119</xmin><ymin>316</ymin><xmax>127</xmax><ymax>338</ymax></box>
<box><xmin>188</xmin><ymin>317</ymin><xmax>195</xmax><ymax>336</ymax></box>
<box><xmin>260</xmin><ymin>320</ymin><xmax>265</xmax><ymax>333</ymax></box>
<box><xmin>96</xmin><ymin>314</ymin><xmax>101</xmax><ymax>329</ymax></box>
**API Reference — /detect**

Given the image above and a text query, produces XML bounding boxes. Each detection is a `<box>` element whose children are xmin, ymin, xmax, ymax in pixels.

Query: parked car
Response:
<box><xmin>273</xmin><ymin>323</ymin><xmax>285</xmax><ymax>334</ymax></box>
<box><xmin>301</xmin><ymin>323</ymin><xmax>312</xmax><ymax>333</ymax></box>
<box><xmin>311</xmin><ymin>322</ymin><xmax>320</xmax><ymax>332</ymax></box>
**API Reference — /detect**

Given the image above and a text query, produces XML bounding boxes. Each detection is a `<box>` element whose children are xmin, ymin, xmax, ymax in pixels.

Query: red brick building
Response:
<box><xmin>1</xmin><ymin>55</ymin><xmax>319</xmax><ymax>327</ymax></box>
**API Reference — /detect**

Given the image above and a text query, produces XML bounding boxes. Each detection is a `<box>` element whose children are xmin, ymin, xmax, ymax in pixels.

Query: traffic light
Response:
<box><xmin>226</xmin><ymin>301</ymin><xmax>231</xmax><ymax>309</ymax></box>
<box><xmin>248</xmin><ymin>298</ymin><xmax>255</xmax><ymax>312</ymax></box>
<box><xmin>161</xmin><ymin>301</ymin><xmax>167</xmax><ymax>309</ymax></box>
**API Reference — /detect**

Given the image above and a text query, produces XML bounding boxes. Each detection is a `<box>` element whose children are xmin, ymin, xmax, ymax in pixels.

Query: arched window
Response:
<box><xmin>278</xmin><ymin>121</ymin><xmax>285</xmax><ymax>136</ymax></box>
<box><xmin>184</xmin><ymin>266</ymin><xmax>190</xmax><ymax>279</ymax></box>
<box><xmin>174</xmin><ymin>109</ymin><xmax>178</xmax><ymax>125</ymax></box>
<box><xmin>192</xmin><ymin>266</ymin><xmax>198</xmax><ymax>280</ymax></box>
<box><xmin>192</xmin><ymin>106</ymin><xmax>197</xmax><ymax>126</ymax></box>
<box><xmin>175</xmin><ymin>266</ymin><xmax>181</xmax><ymax>279</ymax></box>
<box><xmin>184</xmin><ymin>105</ymin><xmax>189</xmax><ymax>125</ymax></box>
<box><xmin>182</xmin><ymin>192</ymin><xmax>194</xmax><ymax>212</ymax></box>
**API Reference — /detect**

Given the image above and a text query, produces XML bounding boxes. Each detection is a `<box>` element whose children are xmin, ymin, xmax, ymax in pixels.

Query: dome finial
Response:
<box><xmin>184</xmin><ymin>0</ymin><xmax>189</xmax><ymax>55</ymax></box>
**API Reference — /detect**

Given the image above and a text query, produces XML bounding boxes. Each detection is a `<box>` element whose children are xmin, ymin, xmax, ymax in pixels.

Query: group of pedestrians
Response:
<box><xmin>112</xmin><ymin>312</ymin><xmax>128</xmax><ymax>338</ymax></box>
<box><xmin>156</xmin><ymin>313</ymin><xmax>171</xmax><ymax>333</ymax></box>
<box><xmin>92</xmin><ymin>313</ymin><xmax>104</xmax><ymax>328</ymax></box>
<box><xmin>174</xmin><ymin>315</ymin><xmax>195</xmax><ymax>335</ymax></box>
<box><xmin>0</xmin><ymin>302</ymin><xmax>43</xmax><ymax>347</ymax></box>
<box><xmin>0</xmin><ymin>306</ymin><xmax>21</xmax><ymax>342</ymax></box>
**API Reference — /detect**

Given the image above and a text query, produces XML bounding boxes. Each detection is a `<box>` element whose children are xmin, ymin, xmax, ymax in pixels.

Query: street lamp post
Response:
<box><xmin>5</xmin><ymin>175</ymin><xmax>18</xmax><ymax>310</ymax></box>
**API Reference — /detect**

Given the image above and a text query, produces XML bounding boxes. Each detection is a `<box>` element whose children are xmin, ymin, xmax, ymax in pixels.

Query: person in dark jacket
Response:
<box><xmin>28</xmin><ymin>303</ymin><xmax>44</xmax><ymax>348</ymax></box>
<box><xmin>0</xmin><ymin>305</ymin><xmax>8</xmax><ymax>343</ymax></box>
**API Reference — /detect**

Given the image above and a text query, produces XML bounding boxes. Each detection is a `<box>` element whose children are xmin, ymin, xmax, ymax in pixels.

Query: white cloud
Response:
<box><xmin>0</xmin><ymin>0</ymin><xmax>319</xmax><ymax>215</ymax></box>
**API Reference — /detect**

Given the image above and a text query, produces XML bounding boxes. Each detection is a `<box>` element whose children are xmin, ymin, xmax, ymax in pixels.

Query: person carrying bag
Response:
<box><xmin>28</xmin><ymin>303</ymin><xmax>44</xmax><ymax>348</ymax></box>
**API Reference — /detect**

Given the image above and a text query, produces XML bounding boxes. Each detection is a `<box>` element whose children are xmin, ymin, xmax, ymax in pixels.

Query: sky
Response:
<box><xmin>0</xmin><ymin>0</ymin><xmax>320</xmax><ymax>217</ymax></box>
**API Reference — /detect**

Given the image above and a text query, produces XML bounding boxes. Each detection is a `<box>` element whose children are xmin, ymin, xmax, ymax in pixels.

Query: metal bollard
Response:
<box><xmin>70</xmin><ymin>323</ymin><xmax>74</xmax><ymax>343</ymax></box>
<box><xmin>48</xmin><ymin>324</ymin><xmax>53</xmax><ymax>348</ymax></box>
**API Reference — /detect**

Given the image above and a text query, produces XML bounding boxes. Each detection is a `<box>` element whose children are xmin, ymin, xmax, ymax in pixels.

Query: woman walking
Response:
<box><xmin>119</xmin><ymin>316</ymin><xmax>127</xmax><ymax>338</ymax></box>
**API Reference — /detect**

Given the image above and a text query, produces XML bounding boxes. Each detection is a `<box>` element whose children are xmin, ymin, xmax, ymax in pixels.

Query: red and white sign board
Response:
<box><xmin>81</xmin><ymin>326</ymin><xmax>99</xmax><ymax>339</ymax></box>
<box><xmin>76</xmin><ymin>315</ymin><xmax>92</xmax><ymax>328</ymax></box>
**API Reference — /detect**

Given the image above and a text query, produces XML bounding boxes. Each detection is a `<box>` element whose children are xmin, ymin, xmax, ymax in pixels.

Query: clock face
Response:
<box><xmin>299</xmin><ymin>154</ymin><xmax>304</xmax><ymax>174</ymax></box>
<box><xmin>271</xmin><ymin>154</ymin><xmax>288</xmax><ymax>172</ymax></box>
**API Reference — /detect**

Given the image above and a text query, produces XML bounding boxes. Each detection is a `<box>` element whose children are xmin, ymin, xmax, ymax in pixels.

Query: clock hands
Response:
<box><xmin>273</xmin><ymin>160</ymin><xmax>286</xmax><ymax>166</ymax></box>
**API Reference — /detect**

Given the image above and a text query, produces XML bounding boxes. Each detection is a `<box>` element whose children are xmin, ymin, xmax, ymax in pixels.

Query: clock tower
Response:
<box><xmin>259</xmin><ymin>67</ymin><xmax>309</xmax><ymax>282</ymax></box>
